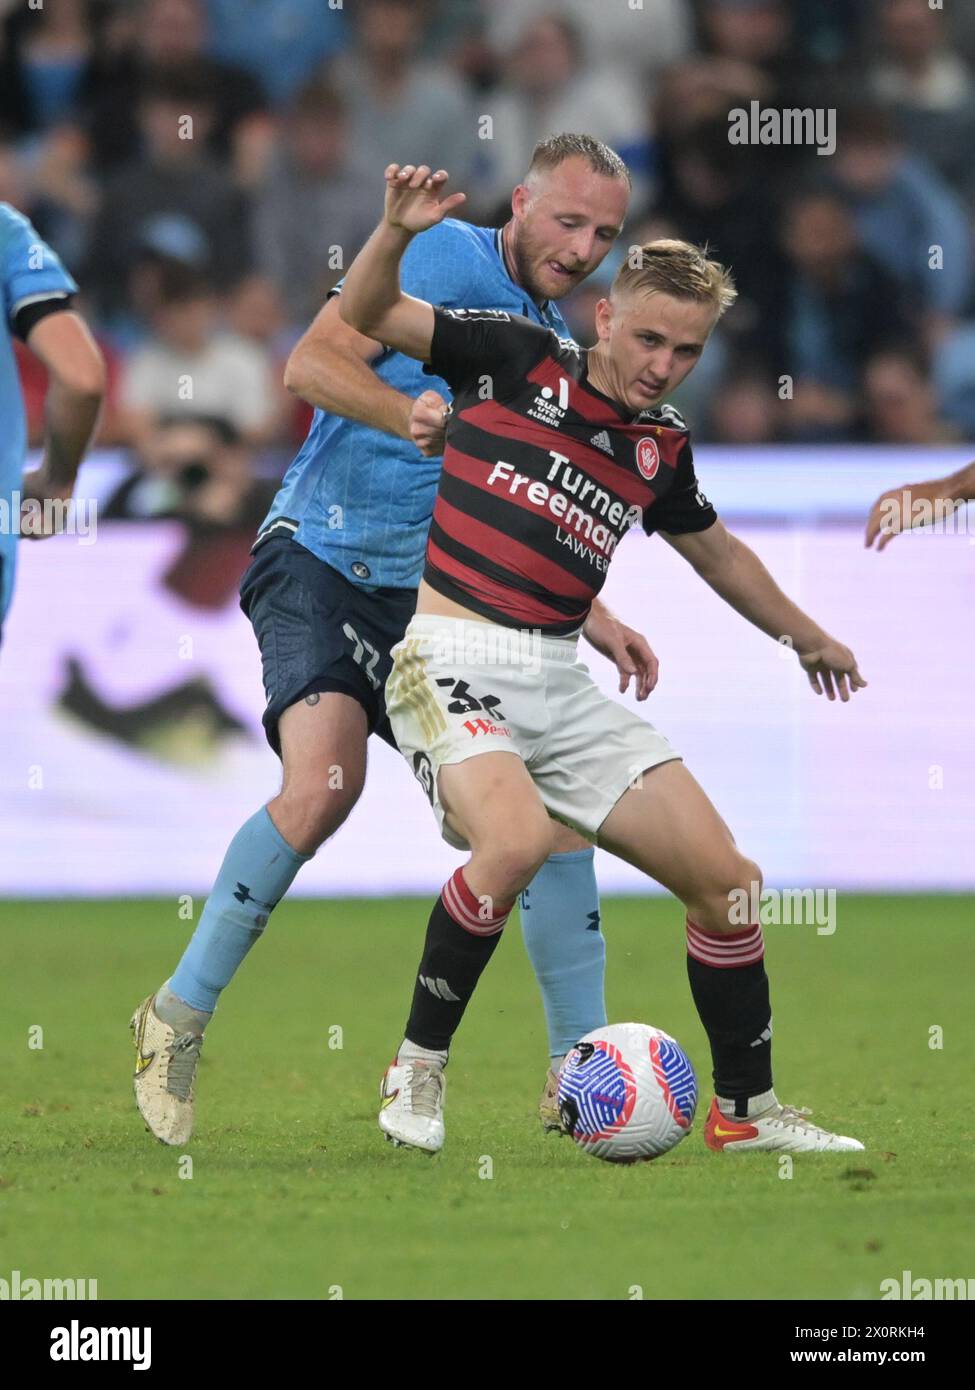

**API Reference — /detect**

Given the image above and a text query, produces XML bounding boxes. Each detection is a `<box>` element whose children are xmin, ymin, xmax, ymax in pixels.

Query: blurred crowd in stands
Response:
<box><xmin>4</xmin><ymin>0</ymin><xmax>975</xmax><ymax>520</ymax></box>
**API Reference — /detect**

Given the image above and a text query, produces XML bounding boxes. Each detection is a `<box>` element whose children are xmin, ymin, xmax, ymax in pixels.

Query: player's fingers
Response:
<box><xmin>385</xmin><ymin>163</ymin><xmax>401</xmax><ymax>181</ymax></box>
<box><xmin>850</xmin><ymin>667</ymin><xmax>868</xmax><ymax>690</ymax></box>
<box><xmin>410</xmin><ymin>164</ymin><xmax>431</xmax><ymax>188</ymax></box>
<box><xmin>835</xmin><ymin>671</ymin><xmax>850</xmax><ymax>703</ymax></box>
<box><xmin>807</xmin><ymin>666</ymin><xmax>823</xmax><ymax>695</ymax></box>
<box><xmin>641</xmin><ymin>650</ymin><xmax>659</xmax><ymax>698</ymax></box>
<box><xmin>877</xmin><ymin>529</ymin><xmax>894</xmax><ymax>552</ymax></box>
<box><xmin>821</xmin><ymin>668</ymin><xmax>836</xmax><ymax>701</ymax></box>
<box><xmin>440</xmin><ymin>192</ymin><xmax>467</xmax><ymax>214</ymax></box>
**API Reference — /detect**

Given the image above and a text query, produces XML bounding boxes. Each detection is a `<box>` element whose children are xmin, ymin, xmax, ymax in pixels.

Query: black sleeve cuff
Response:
<box><xmin>14</xmin><ymin>294</ymin><xmax>75</xmax><ymax>342</ymax></box>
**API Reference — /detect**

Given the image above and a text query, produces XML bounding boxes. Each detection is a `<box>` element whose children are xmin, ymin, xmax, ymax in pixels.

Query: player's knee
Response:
<box><xmin>690</xmin><ymin>852</ymin><xmax>763</xmax><ymax>934</ymax></box>
<box><xmin>272</xmin><ymin>778</ymin><xmax>362</xmax><ymax>853</ymax></box>
<box><xmin>479</xmin><ymin>824</ymin><xmax>552</xmax><ymax>901</ymax></box>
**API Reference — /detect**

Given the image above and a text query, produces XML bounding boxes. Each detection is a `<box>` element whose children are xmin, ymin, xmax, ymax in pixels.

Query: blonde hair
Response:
<box><xmin>612</xmin><ymin>239</ymin><xmax>737</xmax><ymax>317</ymax></box>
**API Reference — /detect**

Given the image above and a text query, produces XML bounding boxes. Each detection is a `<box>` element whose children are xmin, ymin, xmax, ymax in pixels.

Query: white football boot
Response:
<box><xmin>704</xmin><ymin>1095</ymin><xmax>864</xmax><ymax>1153</ymax></box>
<box><xmin>130</xmin><ymin>994</ymin><xmax>204</xmax><ymax>1146</ymax></box>
<box><xmin>539</xmin><ymin>1059</ymin><xmax>567</xmax><ymax>1134</ymax></box>
<box><xmin>378</xmin><ymin>1056</ymin><xmax>446</xmax><ymax>1153</ymax></box>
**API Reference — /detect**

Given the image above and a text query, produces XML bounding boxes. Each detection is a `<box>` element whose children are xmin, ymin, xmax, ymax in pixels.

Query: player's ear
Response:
<box><xmin>511</xmin><ymin>183</ymin><xmax>531</xmax><ymax>220</ymax></box>
<box><xmin>594</xmin><ymin>297</ymin><xmax>614</xmax><ymax>340</ymax></box>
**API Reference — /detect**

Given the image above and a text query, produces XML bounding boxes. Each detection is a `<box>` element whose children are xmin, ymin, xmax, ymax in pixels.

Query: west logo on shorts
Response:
<box><xmin>463</xmin><ymin>718</ymin><xmax>510</xmax><ymax>738</ymax></box>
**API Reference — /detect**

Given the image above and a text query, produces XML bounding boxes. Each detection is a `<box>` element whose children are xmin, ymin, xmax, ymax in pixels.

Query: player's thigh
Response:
<box><xmin>438</xmin><ymin>751</ymin><xmax>553</xmax><ymax>866</ymax></box>
<box><xmin>548</xmin><ymin>818</ymin><xmax>593</xmax><ymax>853</ymax></box>
<box><xmin>597</xmin><ymin>760</ymin><xmax>756</xmax><ymax>905</ymax></box>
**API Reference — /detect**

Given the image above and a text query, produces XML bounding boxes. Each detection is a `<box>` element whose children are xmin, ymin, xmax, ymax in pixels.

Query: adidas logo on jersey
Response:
<box><xmin>419</xmin><ymin>975</ymin><xmax>460</xmax><ymax>1002</ymax></box>
<box><xmin>590</xmin><ymin>429</ymin><xmax>614</xmax><ymax>456</ymax></box>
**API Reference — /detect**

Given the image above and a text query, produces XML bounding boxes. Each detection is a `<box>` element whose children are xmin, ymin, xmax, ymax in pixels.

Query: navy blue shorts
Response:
<box><xmin>239</xmin><ymin>535</ymin><xmax>416</xmax><ymax>756</ymax></box>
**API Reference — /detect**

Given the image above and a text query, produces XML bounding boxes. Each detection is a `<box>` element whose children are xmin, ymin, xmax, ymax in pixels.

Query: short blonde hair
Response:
<box><xmin>612</xmin><ymin>239</ymin><xmax>737</xmax><ymax>317</ymax></box>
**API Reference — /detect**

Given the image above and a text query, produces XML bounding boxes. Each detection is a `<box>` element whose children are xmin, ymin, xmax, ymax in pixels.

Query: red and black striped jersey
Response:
<box><xmin>423</xmin><ymin>307</ymin><xmax>718</xmax><ymax>634</ymax></box>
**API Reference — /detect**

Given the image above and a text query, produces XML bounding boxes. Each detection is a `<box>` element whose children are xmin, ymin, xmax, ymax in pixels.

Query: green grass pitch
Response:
<box><xmin>2</xmin><ymin>895</ymin><xmax>972</xmax><ymax>1301</ymax></box>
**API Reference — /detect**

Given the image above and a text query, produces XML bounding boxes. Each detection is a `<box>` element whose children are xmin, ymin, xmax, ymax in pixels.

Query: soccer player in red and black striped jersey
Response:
<box><xmin>341</xmin><ymin>162</ymin><xmax>869</xmax><ymax>1156</ymax></box>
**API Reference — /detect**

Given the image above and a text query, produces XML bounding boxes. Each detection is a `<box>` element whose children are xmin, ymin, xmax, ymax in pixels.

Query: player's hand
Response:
<box><xmin>19</xmin><ymin>467</ymin><xmax>74</xmax><ymax>540</ymax></box>
<box><xmin>384</xmin><ymin>164</ymin><xmax>466</xmax><ymax>234</ymax></box>
<box><xmin>410</xmin><ymin>390</ymin><xmax>450</xmax><ymax>457</ymax></box>
<box><xmin>583</xmin><ymin>608</ymin><xmax>659</xmax><ymax>701</ymax></box>
<box><xmin>797</xmin><ymin>640</ymin><xmax>867</xmax><ymax>703</ymax></box>
<box><xmin>865</xmin><ymin>478</ymin><xmax>961</xmax><ymax>551</ymax></box>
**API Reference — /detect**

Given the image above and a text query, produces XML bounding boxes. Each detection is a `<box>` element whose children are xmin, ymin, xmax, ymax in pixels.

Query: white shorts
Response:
<box><xmin>386</xmin><ymin>614</ymin><xmax>681</xmax><ymax>849</ymax></box>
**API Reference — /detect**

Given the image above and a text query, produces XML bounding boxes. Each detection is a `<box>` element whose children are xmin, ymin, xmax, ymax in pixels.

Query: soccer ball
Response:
<box><xmin>557</xmin><ymin>1022</ymin><xmax>697</xmax><ymax>1163</ymax></box>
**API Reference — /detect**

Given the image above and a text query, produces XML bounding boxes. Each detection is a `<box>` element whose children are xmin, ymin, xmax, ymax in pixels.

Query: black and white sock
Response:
<box><xmin>685</xmin><ymin>917</ymin><xmax>773</xmax><ymax>1118</ymax></box>
<box><xmin>403</xmin><ymin>868</ymin><xmax>512</xmax><ymax>1053</ymax></box>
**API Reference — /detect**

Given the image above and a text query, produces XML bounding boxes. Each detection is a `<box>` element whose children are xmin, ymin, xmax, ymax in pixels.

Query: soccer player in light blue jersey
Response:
<box><xmin>132</xmin><ymin>135</ymin><xmax>658</xmax><ymax>1146</ymax></box>
<box><xmin>0</xmin><ymin>204</ymin><xmax>105</xmax><ymax>639</ymax></box>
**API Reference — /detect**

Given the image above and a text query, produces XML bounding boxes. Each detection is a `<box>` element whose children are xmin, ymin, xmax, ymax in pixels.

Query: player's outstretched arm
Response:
<box><xmin>339</xmin><ymin>164</ymin><xmax>466</xmax><ymax>361</ymax></box>
<box><xmin>583</xmin><ymin>597</ymin><xmax>659</xmax><ymax>701</ymax></box>
<box><xmin>865</xmin><ymin>461</ymin><xmax>975</xmax><ymax>550</ymax></box>
<box><xmin>663</xmin><ymin>521</ymin><xmax>867</xmax><ymax>702</ymax></box>
<box><xmin>20</xmin><ymin>310</ymin><xmax>106</xmax><ymax>536</ymax></box>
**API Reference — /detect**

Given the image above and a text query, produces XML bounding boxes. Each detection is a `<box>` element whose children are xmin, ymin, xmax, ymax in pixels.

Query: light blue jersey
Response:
<box><xmin>0</xmin><ymin>203</ymin><xmax>77</xmax><ymax>624</ymax></box>
<box><xmin>258</xmin><ymin>219</ymin><xmax>569</xmax><ymax>591</ymax></box>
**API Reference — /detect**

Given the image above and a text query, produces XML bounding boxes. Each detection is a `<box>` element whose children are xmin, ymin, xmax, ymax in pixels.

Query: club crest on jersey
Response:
<box><xmin>635</xmin><ymin>437</ymin><xmax>660</xmax><ymax>481</ymax></box>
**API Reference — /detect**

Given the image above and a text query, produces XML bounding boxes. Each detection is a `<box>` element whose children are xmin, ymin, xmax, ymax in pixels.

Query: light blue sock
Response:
<box><xmin>519</xmin><ymin>847</ymin><xmax>607</xmax><ymax>1059</ymax></box>
<box><xmin>168</xmin><ymin>807</ymin><xmax>312</xmax><ymax>1013</ymax></box>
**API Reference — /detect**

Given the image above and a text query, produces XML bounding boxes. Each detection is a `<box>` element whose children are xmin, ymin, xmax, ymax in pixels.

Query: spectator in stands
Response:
<box><xmin>103</xmin><ymin>413</ymin><xmax>275</xmax><ymax>530</ymax></box>
<box><xmin>0</xmin><ymin>0</ymin><xmax>93</xmax><ymax>137</ymax></box>
<box><xmin>707</xmin><ymin>362</ymin><xmax>785</xmax><ymax>444</ymax></box>
<box><xmin>330</xmin><ymin>0</ymin><xmax>477</xmax><ymax>199</ymax></box>
<box><xmin>771</xmin><ymin>187</ymin><xmax>916</xmax><ymax>441</ymax></box>
<box><xmin>698</xmin><ymin>0</ymin><xmax>804</xmax><ymax>97</ymax></box>
<box><xmin>83</xmin><ymin>66</ymin><xmax>252</xmax><ymax>319</ymax></box>
<box><xmin>870</xmin><ymin>0</ymin><xmax>975</xmax><ymax>204</ymax></box>
<box><xmin>861</xmin><ymin>346</ymin><xmax>962</xmax><ymax>444</ymax></box>
<box><xmin>482</xmin><ymin>0</ymin><xmax>691</xmax><ymax>92</ymax></box>
<box><xmin>830</xmin><ymin>103</ymin><xmax>974</xmax><ymax>346</ymax></box>
<box><xmin>205</xmin><ymin>0</ymin><xmax>347</xmax><ymax>108</ymax></box>
<box><xmin>118</xmin><ymin>262</ymin><xmax>279</xmax><ymax>449</ymax></box>
<box><xmin>251</xmin><ymin>79</ymin><xmax>377</xmax><ymax>330</ymax></box>
<box><xmin>476</xmin><ymin>12</ymin><xmax>651</xmax><ymax>214</ymax></box>
<box><xmin>81</xmin><ymin>0</ymin><xmax>268</xmax><ymax>176</ymax></box>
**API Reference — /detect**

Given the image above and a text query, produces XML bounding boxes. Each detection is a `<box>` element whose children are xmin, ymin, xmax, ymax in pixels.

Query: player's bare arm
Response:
<box><xmin>283</xmin><ymin>295</ymin><xmax>422</xmax><ymax>443</ymax></box>
<box><xmin>338</xmin><ymin>164</ymin><xmax>466</xmax><ymax>357</ymax></box>
<box><xmin>865</xmin><ymin>459</ymin><xmax>975</xmax><ymax>550</ymax></box>
<box><xmin>583</xmin><ymin>597</ymin><xmax>659</xmax><ymax>700</ymax></box>
<box><xmin>20</xmin><ymin>310</ymin><xmax>105</xmax><ymax>536</ymax></box>
<box><xmin>663</xmin><ymin>520</ymin><xmax>866</xmax><ymax>702</ymax></box>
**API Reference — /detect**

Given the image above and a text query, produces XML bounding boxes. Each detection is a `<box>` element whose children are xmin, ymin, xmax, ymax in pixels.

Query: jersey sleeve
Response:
<box><xmin>644</xmin><ymin>437</ymin><xmax>718</xmax><ymax>536</ymax></box>
<box><xmin>0</xmin><ymin>204</ymin><xmax>78</xmax><ymax>338</ymax></box>
<box><xmin>425</xmin><ymin>306</ymin><xmax>552</xmax><ymax>397</ymax></box>
<box><xmin>327</xmin><ymin>219</ymin><xmax>490</xmax><ymax>311</ymax></box>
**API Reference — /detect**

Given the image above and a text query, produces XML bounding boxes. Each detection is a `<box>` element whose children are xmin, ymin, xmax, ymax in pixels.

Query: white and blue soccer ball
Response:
<box><xmin>557</xmin><ymin>1022</ymin><xmax>697</xmax><ymax>1163</ymax></box>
